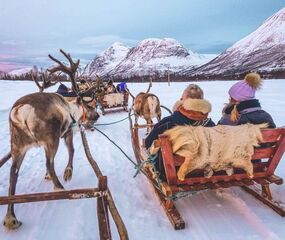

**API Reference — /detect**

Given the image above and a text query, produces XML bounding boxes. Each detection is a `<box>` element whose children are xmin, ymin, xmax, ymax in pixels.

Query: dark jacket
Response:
<box><xmin>56</xmin><ymin>84</ymin><xmax>77</xmax><ymax>97</ymax></box>
<box><xmin>145</xmin><ymin>111</ymin><xmax>215</xmax><ymax>149</ymax></box>
<box><xmin>218</xmin><ymin>99</ymin><xmax>276</xmax><ymax>128</ymax></box>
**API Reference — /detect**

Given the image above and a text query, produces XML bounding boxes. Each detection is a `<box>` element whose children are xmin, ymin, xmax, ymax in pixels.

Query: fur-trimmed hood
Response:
<box><xmin>173</xmin><ymin>98</ymin><xmax>212</xmax><ymax>114</ymax></box>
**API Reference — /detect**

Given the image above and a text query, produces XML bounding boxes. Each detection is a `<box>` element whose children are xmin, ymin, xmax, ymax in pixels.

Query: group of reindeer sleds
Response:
<box><xmin>0</xmin><ymin>49</ymin><xmax>285</xmax><ymax>234</ymax></box>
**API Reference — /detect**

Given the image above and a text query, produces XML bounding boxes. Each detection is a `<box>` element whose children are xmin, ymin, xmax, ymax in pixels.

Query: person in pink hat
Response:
<box><xmin>218</xmin><ymin>72</ymin><xmax>275</xmax><ymax>128</ymax></box>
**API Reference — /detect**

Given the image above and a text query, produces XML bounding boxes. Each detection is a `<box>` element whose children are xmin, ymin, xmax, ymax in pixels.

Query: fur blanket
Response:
<box><xmin>163</xmin><ymin>123</ymin><xmax>267</xmax><ymax>181</ymax></box>
<box><xmin>103</xmin><ymin>93</ymin><xmax>124</xmax><ymax>107</ymax></box>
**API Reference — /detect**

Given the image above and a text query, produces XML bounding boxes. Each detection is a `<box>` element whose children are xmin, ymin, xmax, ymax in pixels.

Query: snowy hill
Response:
<box><xmin>0</xmin><ymin>80</ymin><xmax>285</xmax><ymax>240</ymax></box>
<box><xmin>184</xmin><ymin>7</ymin><xmax>285</xmax><ymax>79</ymax></box>
<box><xmin>9</xmin><ymin>67</ymin><xmax>33</xmax><ymax>76</ymax></box>
<box><xmin>87</xmin><ymin>42</ymin><xmax>130</xmax><ymax>77</ymax></box>
<box><xmin>87</xmin><ymin>38</ymin><xmax>215</xmax><ymax>80</ymax></box>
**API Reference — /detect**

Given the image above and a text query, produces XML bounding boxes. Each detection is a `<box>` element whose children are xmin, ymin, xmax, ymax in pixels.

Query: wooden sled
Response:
<box><xmin>129</xmin><ymin>113</ymin><xmax>285</xmax><ymax>230</ymax></box>
<box><xmin>99</xmin><ymin>92</ymin><xmax>129</xmax><ymax>115</ymax></box>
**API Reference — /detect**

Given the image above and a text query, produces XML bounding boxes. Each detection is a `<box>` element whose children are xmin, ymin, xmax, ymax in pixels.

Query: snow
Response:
<box><xmin>187</xmin><ymin>7</ymin><xmax>285</xmax><ymax>76</ymax></box>
<box><xmin>230</xmin><ymin>7</ymin><xmax>285</xmax><ymax>54</ymax></box>
<box><xmin>87</xmin><ymin>42</ymin><xmax>130</xmax><ymax>77</ymax></box>
<box><xmin>8</xmin><ymin>67</ymin><xmax>33</xmax><ymax>76</ymax></box>
<box><xmin>0</xmin><ymin>79</ymin><xmax>285</xmax><ymax>240</ymax></box>
<box><xmin>88</xmin><ymin>38</ymin><xmax>216</xmax><ymax>78</ymax></box>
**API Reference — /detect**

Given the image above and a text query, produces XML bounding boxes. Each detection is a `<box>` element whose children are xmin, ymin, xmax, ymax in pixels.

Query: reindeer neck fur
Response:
<box><xmin>68</xmin><ymin>101</ymin><xmax>84</xmax><ymax>122</ymax></box>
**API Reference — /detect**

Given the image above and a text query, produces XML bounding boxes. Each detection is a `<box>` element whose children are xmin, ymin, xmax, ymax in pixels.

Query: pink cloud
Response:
<box><xmin>0</xmin><ymin>62</ymin><xmax>29</xmax><ymax>72</ymax></box>
<box><xmin>0</xmin><ymin>54</ymin><xmax>29</xmax><ymax>72</ymax></box>
<box><xmin>0</xmin><ymin>54</ymin><xmax>16</xmax><ymax>60</ymax></box>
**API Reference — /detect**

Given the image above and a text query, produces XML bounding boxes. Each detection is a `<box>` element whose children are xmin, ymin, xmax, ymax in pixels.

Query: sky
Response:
<box><xmin>0</xmin><ymin>0</ymin><xmax>284</xmax><ymax>72</ymax></box>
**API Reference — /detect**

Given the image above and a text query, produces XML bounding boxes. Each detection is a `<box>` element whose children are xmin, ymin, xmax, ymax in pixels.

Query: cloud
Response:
<box><xmin>188</xmin><ymin>41</ymin><xmax>233</xmax><ymax>54</ymax></box>
<box><xmin>0</xmin><ymin>53</ymin><xmax>45</xmax><ymax>72</ymax></box>
<box><xmin>77</xmin><ymin>35</ymin><xmax>138</xmax><ymax>52</ymax></box>
<box><xmin>0</xmin><ymin>61</ymin><xmax>29</xmax><ymax>72</ymax></box>
<box><xmin>2</xmin><ymin>39</ymin><xmax>26</xmax><ymax>46</ymax></box>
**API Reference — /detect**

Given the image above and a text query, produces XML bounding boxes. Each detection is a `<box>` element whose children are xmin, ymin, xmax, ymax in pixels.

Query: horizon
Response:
<box><xmin>0</xmin><ymin>1</ymin><xmax>284</xmax><ymax>72</ymax></box>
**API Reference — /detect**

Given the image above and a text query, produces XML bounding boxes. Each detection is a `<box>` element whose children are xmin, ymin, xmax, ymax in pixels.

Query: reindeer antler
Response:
<box><xmin>48</xmin><ymin>49</ymin><xmax>98</xmax><ymax>103</ymax></box>
<box><xmin>32</xmin><ymin>71</ymin><xmax>58</xmax><ymax>92</ymax></box>
<box><xmin>48</xmin><ymin>49</ymin><xmax>80</xmax><ymax>93</ymax></box>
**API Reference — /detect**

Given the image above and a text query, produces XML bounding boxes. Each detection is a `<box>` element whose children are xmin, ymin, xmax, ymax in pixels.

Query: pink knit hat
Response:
<box><xmin>228</xmin><ymin>73</ymin><xmax>262</xmax><ymax>101</ymax></box>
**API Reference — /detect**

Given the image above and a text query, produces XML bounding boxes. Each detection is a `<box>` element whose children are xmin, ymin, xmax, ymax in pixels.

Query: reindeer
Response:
<box><xmin>129</xmin><ymin>78</ymin><xmax>161</xmax><ymax>134</ymax></box>
<box><xmin>3</xmin><ymin>49</ymin><xmax>99</xmax><ymax>230</ymax></box>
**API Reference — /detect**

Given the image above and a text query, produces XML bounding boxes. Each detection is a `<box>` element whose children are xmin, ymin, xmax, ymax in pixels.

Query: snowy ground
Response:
<box><xmin>0</xmin><ymin>80</ymin><xmax>285</xmax><ymax>240</ymax></box>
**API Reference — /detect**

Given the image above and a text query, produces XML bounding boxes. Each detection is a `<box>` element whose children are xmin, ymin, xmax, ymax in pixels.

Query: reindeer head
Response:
<box><xmin>47</xmin><ymin>49</ymin><xmax>100</xmax><ymax>129</ymax></box>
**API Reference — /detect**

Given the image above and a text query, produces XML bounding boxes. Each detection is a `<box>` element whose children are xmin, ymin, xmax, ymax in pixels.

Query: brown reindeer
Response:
<box><xmin>129</xmin><ymin>78</ymin><xmax>161</xmax><ymax>134</ymax></box>
<box><xmin>3</xmin><ymin>49</ymin><xmax>99</xmax><ymax>229</ymax></box>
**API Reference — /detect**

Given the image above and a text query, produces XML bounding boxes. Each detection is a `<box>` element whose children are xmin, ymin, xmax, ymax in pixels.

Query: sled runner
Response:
<box><xmin>98</xmin><ymin>92</ymin><xmax>129</xmax><ymax>115</ymax></box>
<box><xmin>128</xmin><ymin>112</ymin><xmax>285</xmax><ymax>230</ymax></box>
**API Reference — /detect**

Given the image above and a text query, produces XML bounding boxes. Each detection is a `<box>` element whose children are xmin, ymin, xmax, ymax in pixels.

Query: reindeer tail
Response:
<box><xmin>145</xmin><ymin>77</ymin><xmax>153</xmax><ymax>94</ymax></box>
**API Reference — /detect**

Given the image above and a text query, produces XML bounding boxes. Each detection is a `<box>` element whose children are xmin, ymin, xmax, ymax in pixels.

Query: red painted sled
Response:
<box><xmin>128</xmin><ymin>112</ymin><xmax>285</xmax><ymax>230</ymax></box>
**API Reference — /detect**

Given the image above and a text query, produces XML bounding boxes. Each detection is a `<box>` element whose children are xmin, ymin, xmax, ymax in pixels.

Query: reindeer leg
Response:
<box><xmin>177</xmin><ymin>157</ymin><xmax>195</xmax><ymax>181</ymax></box>
<box><xmin>3</xmin><ymin>151</ymin><xmax>26</xmax><ymax>229</ymax></box>
<box><xmin>44</xmin><ymin>140</ymin><xmax>64</xmax><ymax>190</ymax></box>
<box><xmin>63</xmin><ymin>130</ymin><xmax>74</xmax><ymax>181</ymax></box>
<box><xmin>134</xmin><ymin>113</ymin><xmax>139</xmax><ymax>125</ymax></box>
<box><xmin>45</xmin><ymin>160</ymin><xmax>52</xmax><ymax>180</ymax></box>
<box><xmin>146</xmin><ymin>118</ymin><xmax>152</xmax><ymax>135</ymax></box>
<box><xmin>157</xmin><ymin>112</ymin><xmax>161</xmax><ymax>122</ymax></box>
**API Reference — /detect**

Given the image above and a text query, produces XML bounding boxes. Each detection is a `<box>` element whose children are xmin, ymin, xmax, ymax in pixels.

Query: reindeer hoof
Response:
<box><xmin>45</xmin><ymin>171</ymin><xmax>52</xmax><ymax>180</ymax></box>
<box><xmin>64</xmin><ymin>167</ymin><xmax>73</xmax><ymax>181</ymax></box>
<box><xmin>3</xmin><ymin>215</ymin><xmax>22</xmax><ymax>230</ymax></box>
<box><xmin>204</xmin><ymin>169</ymin><xmax>214</xmax><ymax>178</ymax></box>
<box><xmin>54</xmin><ymin>185</ymin><xmax>65</xmax><ymax>191</ymax></box>
<box><xmin>225</xmin><ymin>167</ymin><xmax>234</xmax><ymax>176</ymax></box>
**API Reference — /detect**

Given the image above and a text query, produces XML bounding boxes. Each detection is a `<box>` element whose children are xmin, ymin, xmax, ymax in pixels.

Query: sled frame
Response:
<box><xmin>129</xmin><ymin>108</ymin><xmax>285</xmax><ymax>230</ymax></box>
<box><xmin>159</xmin><ymin>127</ymin><xmax>285</xmax><ymax>227</ymax></box>
<box><xmin>0</xmin><ymin>129</ymin><xmax>130</xmax><ymax>239</ymax></box>
<box><xmin>128</xmin><ymin>110</ymin><xmax>185</xmax><ymax>230</ymax></box>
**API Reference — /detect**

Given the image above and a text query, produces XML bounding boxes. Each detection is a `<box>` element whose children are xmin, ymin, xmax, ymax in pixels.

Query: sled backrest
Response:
<box><xmin>159</xmin><ymin>127</ymin><xmax>285</xmax><ymax>186</ymax></box>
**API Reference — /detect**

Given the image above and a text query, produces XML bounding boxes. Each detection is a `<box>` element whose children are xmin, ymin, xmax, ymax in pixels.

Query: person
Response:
<box><xmin>218</xmin><ymin>72</ymin><xmax>276</xmax><ymax>128</ymax></box>
<box><xmin>116</xmin><ymin>81</ymin><xmax>128</xmax><ymax>93</ymax></box>
<box><xmin>145</xmin><ymin>84</ymin><xmax>215</xmax><ymax>179</ymax></box>
<box><xmin>56</xmin><ymin>83</ymin><xmax>77</xmax><ymax>97</ymax></box>
<box><xmin>106</xmin><ymin>80</ymin><xmax>116</xmax><ymax>94</ymax></box>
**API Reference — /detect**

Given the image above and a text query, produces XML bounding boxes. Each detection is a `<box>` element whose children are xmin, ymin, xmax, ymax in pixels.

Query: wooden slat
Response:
<box><xmin>177</xmin><ymin>172</ymin><xmax>270</xmax><ymax>185</ymax></box>
<box><xmin>97</xmin><ymin>176</ymin><xmax>112</xmax><ymax>240</ymax></box>
<box><xmin>268</xmin><ymin>133</ymin><xmax>285</xmax><ymax>175</ymax></box>
<box><xmin>261</xmin><ymin>128</ymin><xmax>284</xmax><ymax>143</ymax></box>
<box><xmin>252</xmin><ymin>147</ymin><xmax>275</xmax><ymax>159</ymax></box>
<box><xmin>0</xmin><ymin>188</ymin><xmax>101</xmax><ymax>205</ymax></box>
<box><xmin>160</xmin><ymin>135</ymin><xmax>178</xmax><ymax>185</ymax></box>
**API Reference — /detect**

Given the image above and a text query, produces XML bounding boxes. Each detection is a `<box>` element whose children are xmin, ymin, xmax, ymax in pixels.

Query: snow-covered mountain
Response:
<box><xmin>87</xmin><ymin>38</ymin><xmax>215</xmax><ymax>80</ymax></box>
<box><xmin>184</xmin><ymin>7</ymin><xmax>285</xmax><ymax>78</ymax></box>
<box><xmin>87</xmin><ymin>42</ymin><xmax>130</xmax><ymax>77</ymax></box>
<box><xmin>9</xmin><ymin>67</ymin><xmax>33</xmax><ymax>76</ymax></box>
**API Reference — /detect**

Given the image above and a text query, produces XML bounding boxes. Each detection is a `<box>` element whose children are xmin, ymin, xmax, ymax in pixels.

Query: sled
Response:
<box><xmin>98</xmin><ymin>92</ymin><xmax>129</xmax><ymax>115</ymax></box>
<box><xmin>128</xmin><ymin>112</ymin><xmax>285</xmax><ymax>230</ymax></box>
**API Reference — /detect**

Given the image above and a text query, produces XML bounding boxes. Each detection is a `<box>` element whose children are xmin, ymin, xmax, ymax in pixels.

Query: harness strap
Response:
<box><xmin>81</xmin><ymin>105</ymin><xmax>87</xmax><ymax>123</ymax></box>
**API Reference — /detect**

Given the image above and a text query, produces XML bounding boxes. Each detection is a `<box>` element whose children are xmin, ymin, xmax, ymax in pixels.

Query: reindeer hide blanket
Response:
<box><xmin>163</xmin><ymin>123</ymin><xmax>267</xmax><ymax>181</ymax></box>
<box><xmin>103</xmin><ymin>93</ymin><xmax>124</xmax><ymax>107</ymax></box>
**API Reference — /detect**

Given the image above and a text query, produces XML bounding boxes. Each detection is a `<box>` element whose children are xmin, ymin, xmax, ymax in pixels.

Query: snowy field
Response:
<box><xmin>0</xmin><ymin>79</ymin><xmax>285</xmax><ymax>240</ymax></box>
